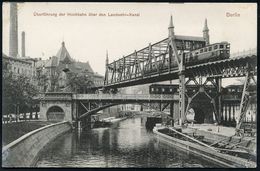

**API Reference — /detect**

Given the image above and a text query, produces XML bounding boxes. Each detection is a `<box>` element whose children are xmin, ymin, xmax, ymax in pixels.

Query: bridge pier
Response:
<box><xmin>39</xmin><ymin>93</ymin><xmax>74</xmax><ymax>122</ymax></box>
<box><xmin>77</xmin><ymin>120</ymin><xmax>82</xmax><ymax>130</ymax></box>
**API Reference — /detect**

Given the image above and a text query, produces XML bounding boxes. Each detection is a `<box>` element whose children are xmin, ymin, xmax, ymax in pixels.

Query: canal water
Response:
<box><xmin>36</xmin><ymin>116</ymin><xmax>221</xmax><ymax>168</ymax></box>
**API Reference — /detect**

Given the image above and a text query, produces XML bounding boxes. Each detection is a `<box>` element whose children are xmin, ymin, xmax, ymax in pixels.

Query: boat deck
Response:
<box><xmin>188</xmin><ymin>124</ymin><xmax>235</xmax><ymax>136</ymax></box>
<box><xmin>185</xmin><ymin>124</ymin><xmax>256</xmax><ymax>142</ymax></box>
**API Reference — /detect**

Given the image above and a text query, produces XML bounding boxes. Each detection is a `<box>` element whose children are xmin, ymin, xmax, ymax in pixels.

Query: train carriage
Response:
<box><xmin>144</xmin><ymin>41</ymin><xmax>230</xmax><ymax>74</ymax></box>
<box><xmin>185</xmin><ymin>42</ymin><xmax>230</xmax><ymax>65</ymax></box>
<box><xmin>149</xmin><ymin>84</ymin><xmax>179</xmax><ymax>94</ymax></box>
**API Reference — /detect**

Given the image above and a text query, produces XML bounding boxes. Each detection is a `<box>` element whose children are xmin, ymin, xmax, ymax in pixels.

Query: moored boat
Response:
<box><xmin>93</xmin><ymin>117</ymin><xmax>127</xmax><ymax>128</ymax></box>
<box><xmin>153</xmin><ymin>125</ymin><xmax>256</xmax><ymax>168</ymax></box>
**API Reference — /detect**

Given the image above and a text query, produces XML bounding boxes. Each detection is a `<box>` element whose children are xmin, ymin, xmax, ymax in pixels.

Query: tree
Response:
<box><xmin>49</xmin><ymin>69</ymin><xmax>61</xmax><ymax>92</ymax></box>
<box><xmin>36</xmin><ymin>69</ymin><xmax>49</xmax><ymax>93</ymax></box>
<box><xmin>3</xmin><ymin>68</ymin><xmax>39</xmax><ymax>121</ymax></box>
<box><xmin>66</xmin><ymin>72</ymin><xmax>95</xmax><ymax>93</ymax></box>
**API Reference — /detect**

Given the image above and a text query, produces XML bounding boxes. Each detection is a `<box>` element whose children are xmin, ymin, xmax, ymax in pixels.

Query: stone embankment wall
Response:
<box><xmin>2</xmin><ymin>121</ymin><xmax>72</xmax><ymax>167</ymax></box>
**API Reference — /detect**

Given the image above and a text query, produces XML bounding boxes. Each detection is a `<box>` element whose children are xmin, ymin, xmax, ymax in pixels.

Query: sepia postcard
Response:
<box><xmin>2</xmin><ymin>2</ymin><xmax>257</xmax><ymax>168</ymax></box>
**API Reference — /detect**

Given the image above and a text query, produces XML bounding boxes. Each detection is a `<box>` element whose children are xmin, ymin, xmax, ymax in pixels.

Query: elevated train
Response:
<box><xmin>149</xmin><ymin>84</ymin><xmax>218</xmax><ymax>95</ymax></box>
<box><xmin>149</xmin><ymin>83</ymin><xmax>255</xmax><ymax>98</ymax></box>
<box><xmin>184</xmin><ymin>41</ymin><xmax>230</xmax><ymax>65</ymax></box>
<box><xmin>144</xmin><ymin>41</ymin><xmax>230</xmax><ymax>73</ymax></box>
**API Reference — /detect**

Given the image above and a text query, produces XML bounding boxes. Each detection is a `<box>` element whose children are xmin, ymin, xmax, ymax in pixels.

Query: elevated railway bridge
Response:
<box><xmin>40</xmin><ymin>17</ymin><xmax>257</xmax><ymax>136</ymax></box>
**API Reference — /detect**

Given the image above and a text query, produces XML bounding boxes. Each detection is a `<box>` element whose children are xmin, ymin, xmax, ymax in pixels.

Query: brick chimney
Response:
<box><xmin>21</xmin><ymin>31</ymin><xmax>25</xmax><ymax>57</ymax></box>
<box><xmin>9</xmin><ymin>3</ymin><xmax>18</xmax><ymax>57</ymax></box>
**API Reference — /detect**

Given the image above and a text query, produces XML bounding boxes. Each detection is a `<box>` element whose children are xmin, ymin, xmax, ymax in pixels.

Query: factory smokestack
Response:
<box><xmin>21</xmin><ymin>31</ymin><xmax>25</xmax><ymax>57</ymax></box>
<box><xmin>9</xmin><ymin>3</ymin><xmax>18</xmax><ymax>57</ymax></box>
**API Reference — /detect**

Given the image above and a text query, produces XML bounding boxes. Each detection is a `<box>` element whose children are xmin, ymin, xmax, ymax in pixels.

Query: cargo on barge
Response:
<box><xmin>153</xmin><ymin>125</ymin><xmax>256</xmax><ymax>168</ymax></box>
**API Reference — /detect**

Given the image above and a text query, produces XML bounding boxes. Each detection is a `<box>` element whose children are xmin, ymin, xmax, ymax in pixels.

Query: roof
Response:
<box><xmin>43</xmin><ymin>58</ymin><xmax>55</xmax><ymax>68</ymax></box>
<box><xmin>2</xmin><ymin>53</ymin><xmax>31</xmax><ymax>64</ymax></box>
<box><xmin>175</xmin><ymin>35</ymin><xmax>205</xmax><ymax>42</ymax></box>
<box><xmin>56</xmin><ymin>41</ymin><xmax>74</xmax><ymax>64</ymax></box>
<box><xmin>35</xmin><ymin>59</ymin><xmax>46</xmax><ymax>68</ymax></box>
<box><xmin>93</xmin><ymin>72</ymin><xmax>104</xmax><ymax>78</ymax></box>
<box><xmin>23</xmin><ymin>57</ymin><xmax>38</xmax><ymax>62</ymax></box>
<box><xmin>75</xmin><ymin>61</ymin><xmax>94</xmax><ymax>73</ymax></box>
<box><xmin>36</xmin><ymin>41</ymin><xmax>97</xmax><ymax>75</ymax></box>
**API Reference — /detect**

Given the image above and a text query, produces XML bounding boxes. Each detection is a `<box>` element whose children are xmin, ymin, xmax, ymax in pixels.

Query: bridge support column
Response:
<box><xmin>224</xmin><ymin>104</ymin><xmax>227</xmax><ymax>123</ymax></box>
<box><xmin>170</xmin><ymin>102</ymin><xmax>174</xmax><ymax>126</ymax></box>
<box><xmin>215</xmin><ymin>77</ymin><xmax>222</xmax><ymax>124</ymax></box>
<box><xmin>235</xmin><ymin>65</ymin><xmax>256</xmax><ymax>136</ymax></box>
<box><xmin>179</xmin><ymin>74</ymin><xmax>185</xmax><ymax>125</ymax></box>
<box><xmin>228</xmin><ymin>103</ymin><xmax>232</xmax><ymax>123</ymax></box>
<box><xmin>232</xmin><ymin>104</ymin><xmax>236</xmax><ymax>122</ymax></box>
<box><xmin>77</xmin><ymin>120</ymin><xmax>82</xmax><ymax>130</ymax></box>
<box><xmin>170</xmin><ymin>102</ymin><xmax>174</xmax><ymax>118</ymax></box>
<box><xmin>72</xmin><ymin>100</ymin><xmax>77</xmax><ymax>121</ymax></box>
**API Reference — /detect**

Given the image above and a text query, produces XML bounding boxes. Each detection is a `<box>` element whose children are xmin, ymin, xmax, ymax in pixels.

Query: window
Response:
<box><xmin>151</xmin><ymin>88</ymin><xmax>154</xmax><ymax>92</ymax></box>
<box><xmin>17</xmin><ymin>68</ymin><xmax>20</xmax><ymax>74</ymax></box>
<box><xmin>220</xmin><ymin>44</ymin><xmax>224</xmax><ymax>49</ymax></box>
<box><xmin>170</xmin><ymin>89</ymin><xmax>172</xmax><ymax>92</ymax></box>
<box><xmin>226</xmin><ymin>44</ymin><xmax>230</xmax><ymax>48</ymax></box>
<box><xmin>204</xmin><ymin>48</ymin><xmax>208</xmax><ymax>52</ymax></box>
<box><xmin>214</xmin><ymin>45</ymin><xmax>218</xmax><ymax>50</ymax></box>
<box><xmin>162</xmin><ymin>88</ymin><xmax>165</xmax><ymax>92</ymax></box>
<box><xmin>209</xmin><ymin>47</ymin><xmax>212</xmax><ymax>51</ymax></box>
<box><xmin>200</xmin><ymin>49</ymin><xmax>203</xmax><ymax>53</ymax></box>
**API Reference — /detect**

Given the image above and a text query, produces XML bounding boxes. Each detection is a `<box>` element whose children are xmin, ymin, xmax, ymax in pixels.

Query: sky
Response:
<box><xmin>2</xmin><ymin>2</ymin><xmax>257</xmax><ymax>80</ymax></box>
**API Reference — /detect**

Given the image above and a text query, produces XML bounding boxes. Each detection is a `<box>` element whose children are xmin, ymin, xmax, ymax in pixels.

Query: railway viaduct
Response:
<box><xmin>39</xmin><ymin>16</ymin><xmax>257</xmax><ymax>135</ymax></box>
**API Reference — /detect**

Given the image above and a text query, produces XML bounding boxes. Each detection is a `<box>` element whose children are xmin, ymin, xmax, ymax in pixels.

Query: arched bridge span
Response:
<box><xmin>74</xmin><ymin>94</ymin><xmax>178</xmax><ymax>120</ymax></box>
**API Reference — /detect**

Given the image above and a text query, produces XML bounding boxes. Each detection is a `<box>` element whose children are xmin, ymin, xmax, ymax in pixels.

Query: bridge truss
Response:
<box><xmin>103</xmin><ymin>16</ymin><xmax>257</xmax><ymax>135</ymax></box>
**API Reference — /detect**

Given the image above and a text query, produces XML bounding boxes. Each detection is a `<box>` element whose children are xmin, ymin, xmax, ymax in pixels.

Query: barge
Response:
<box><xmin>153</xmin><ymin>125</ymin><xmax>256</xmax><ymax>168</ymax></box>
<box><xmin>93</xmin><ymin>117</ymin><xmax>127</xmax><ymax>128</ymax></box>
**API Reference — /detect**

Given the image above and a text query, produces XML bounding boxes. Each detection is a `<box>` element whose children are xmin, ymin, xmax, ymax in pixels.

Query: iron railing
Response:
<box><xmin>230</xmin><ymin>48</ymin><xmax>257</xmax><ymax>58</ymax></box>
<box><xmin>74</xmin><ymin>94</ymin><xmax>179</xmax><ymax>101</ymax></box>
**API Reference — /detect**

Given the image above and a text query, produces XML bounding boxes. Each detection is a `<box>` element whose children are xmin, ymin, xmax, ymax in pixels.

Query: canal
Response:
<box><xmin>36</xmin><ymin>116</ymin><xmax>221</xmax><ymax>167</ymax></box>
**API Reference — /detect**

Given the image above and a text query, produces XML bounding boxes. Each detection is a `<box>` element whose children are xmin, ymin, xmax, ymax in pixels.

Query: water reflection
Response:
<box><xmin>36</xmin><ymin>116</ymin><xmax>221</xmax><ymax>168</ymax></box>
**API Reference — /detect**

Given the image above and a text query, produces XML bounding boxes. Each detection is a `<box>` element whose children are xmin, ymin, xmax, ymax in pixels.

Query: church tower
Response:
<box><xmin>168</xmin><ymin>15</ymin><xmax>175</xmax><ymax>38</ymax></box>
<box><xmin>203</xmin><ymin>18</ymin><xmax>210</xmax><ymax>45</ymax></box>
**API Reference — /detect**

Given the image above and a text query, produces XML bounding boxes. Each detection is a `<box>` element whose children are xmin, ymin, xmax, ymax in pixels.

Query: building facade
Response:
<box><xmin>2</xmin><ymin>53</ymin><xmax>37</xmax><ymax>84</ymax></box>
<box><xmin>35</xmin><ymin>41</ymin><xmax>104</xmax><ymax>92</ymax></box>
